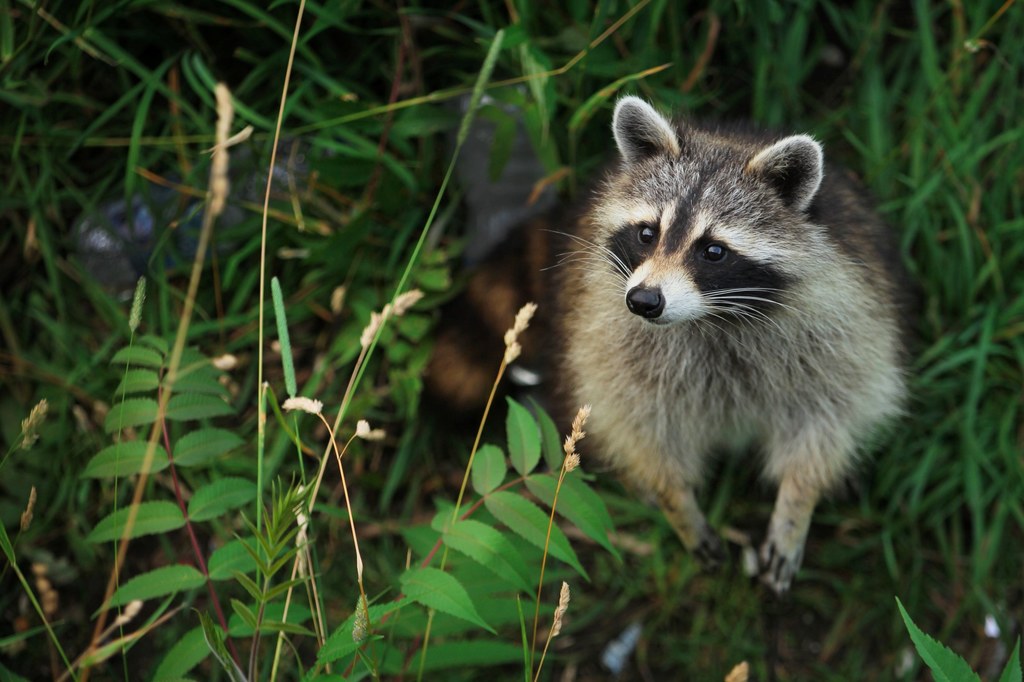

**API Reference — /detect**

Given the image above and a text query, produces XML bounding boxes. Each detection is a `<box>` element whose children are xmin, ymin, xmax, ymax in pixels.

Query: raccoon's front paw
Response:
<box><xmin>692</xmin><ymin>526</ymin><xmax>726</xmax><ymax>571</ymax></box>
<box><xmin>758</xmin><ymin>539</ymin><xmax>804</xmax><ymax>594</ymax></box>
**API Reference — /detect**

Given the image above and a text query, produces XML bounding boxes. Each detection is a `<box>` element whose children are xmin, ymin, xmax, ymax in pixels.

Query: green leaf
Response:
<box><xmin>207</xmin><ymin>539</ymin><xmax>258</xmax><ymax>581</ymax></box>
<box><xmin>87</xmin><ymin>501</ymin><xmax>185</xmax><ymax>543</ymax></box>
<box><xmin>166</xmin><ymin>393</ymin><xmax>234</xmax><ymax>421</ymax></box>
<box><xmin>506</xmin><ymin>398</ymin><xmax>541</xmax><ymax>476</ymax></box>
<box><xmin>198</xmin><ymin>611</ymin><xmax>246</xmax><ymax>682</ymax></box>
<box><xmin>272</xmin><ymin>276</ymin><xmax>297</xmax><ymax>397</ymax></box>
<box><xmin>138</xmin><ymin>334</ymin><xmax>169</xmax><ymax>355</ymax></box>
<box><xmin>530</xmin><ymin>398</ymin><xmax>564</xmax><ymax>471</ymax></box>
<box><xmin>109</xmin><ymin>564</ymin><xmax>204</xmax><ymax>607</ymax></box>
<box><xmin>116</xmin><ymin>369</ymin><xmax>160</xmax><ymax>395</ymax></box>
<box><xmin>111</xmin><ymin>345</ymin><xmax>164</xmax><ymax>368</ymax></box>
<box><xmin>104</xmin><ymin>397</ymin><xmax>159</xmax><ymax>433</ymax></box>
<box><xmin>187</xmin><ymin>477</ymin><xmax>256</xmax><ymax>521</ymax></box>
<box><xmin>230</xmin><ymin>599</ymin><xmax>258</xmax><ymax>629</ymax></box>
<box><xmin>150</xmin><ymin>625</ymin><xmax>208</xmax><ymax>681</ymax></box>
<box><xmin>318</xmin><ymin>598</ymin><xmax>411</xmax><ymax>664</ymax></box>
<box><xmin>226</xmin><ymin>601</ymin><xmax>313</xmax><ymax>637</ymax></box>
<box><xmin>997</xmin><ymin>638</ymin><xmax>1021</xmax><ymax>682</ymax></box>
<box><xmin>484</xmin><ymin>490</ymin><xmax>587</xmax><ymax>578</ymax></box>
<box><xmin>399</xmin><ymin>567</ymin><xmax>495</xmax><ymax>633</ymax></box>
<box><xmin>174</xmin><ymin>428</ymin><xmax>244</xmax><ymax>467</ymax></box>
<box><xmin>394</xmin><ymin>640</ymin><xmax>524</xmax><ymax>674</ymax></box>
<box><xmin>82</xmin><ymin>441</ymin><xmax>169</xmax><ymax>478</ymax></box>
<box><xmin>471</xmin><ymin>444</ymin><xmax>507</xmax><ymax>495</ymax></box>
<box><xmin>896</xmin><ymin>597</ymin><xmax>982</xmax><ymax>682</ymax></box>
<box><xmin>525</xmin><ymin>473</ymin><xmax>621</xmax><ymax>560</ymax></box>
<box><xmin>443</xmin><ymin>519</ymin><xmax>532</xmax><ymax>592</ymax></box>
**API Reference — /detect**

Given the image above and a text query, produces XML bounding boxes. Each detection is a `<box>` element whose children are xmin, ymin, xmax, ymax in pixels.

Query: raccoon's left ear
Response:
<box><xmin>745</xmin><ymin>135</ymin><xmax>824</xmax><ymax>212</ymax></box>
<box><xmin>612</xmin><ymin>96</ymin><xmax>681</xmax><ymax>164</ymax></box>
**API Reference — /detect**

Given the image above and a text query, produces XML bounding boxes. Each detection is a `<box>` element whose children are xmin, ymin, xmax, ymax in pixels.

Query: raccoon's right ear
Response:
<box><xmin>612</xmin><ymin>96</ymin><xmax>681</xmax><ymax>165</ymax></box>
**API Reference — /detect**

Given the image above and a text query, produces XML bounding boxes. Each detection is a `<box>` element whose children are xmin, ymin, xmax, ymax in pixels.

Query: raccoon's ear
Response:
<box><xmin>612</xmin><ymin>96</ymin><xmax>681</xmax><ymax>164</ymax></box>
<box><xmin>746</xmin><ymin>135</ymin><xmax>824</xmax><ymax>212</ymax></box>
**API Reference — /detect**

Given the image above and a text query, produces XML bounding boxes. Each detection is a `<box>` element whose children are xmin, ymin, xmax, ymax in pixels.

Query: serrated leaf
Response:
<box><xmin>896</xmin><ymin>597</ymin><xmax>982</xmax><ymax>682</ymax></box>
<box><xmin>172</xmin><ymin>364</ymin><xmax>229</xmax><ymax>397</ymax></box>
<box><xmin>208</xmin><ymin>539</ymin><xmax>258</xmax><ymax>581</ymax></box>
<box><xmin>104</xmin><ymin>397</ymin><xmax>159</xmax><ymax>433</ymax></box>
<box><xmin>111</xmin><ymin>345</ymin><xmax>164</xmax><ymax>368</ymax></box>
<box><xmin>471</xmin><ymin>444</ymin><xmax>507</xmax><ymax>495</ymax></box>
<box><xmin>187</xmin><ymin>477</ymin><xmax>255</xmax><ymax>521</ymax></box>
<box><xmin>530</xmin><ymin>398</ymin><xmax>564</xmax><ymax>471</ymax></box>
<box><xmin>525</xmin><ymin>473</ymin><xmax>620</xmax><ymax>560</ymax></box>
<box><xmin>174</xmin><ymin>428</ymin><xmax>244</xmax><ymax>467</ymax></box>
<box><xmin>506</xmin><ymin>398</ymin><xmax>541</xmax><ymax>476</ymax></box>
<box><xmin>443</xmin><ymin>519</ymin><xmax>532</xmax><ymax>592</ymax></box>
<box><xmin>997</xmin><ymin>638</ymin><xmax>1021</xmax><ymax>682</ymax></box>
<box><xmin>82</xmin><ymin>441</ymin><xmax>169</xmax><ymax>478</ymax></box>
<box><xmin>166</xmin><ymin>393</ymin><xmax>234</xmax><ymax>421</ymax></box>
<box><xmin>484</xmin><ymin>490</ymin><xmax>587</xmax><ymax>578</ymax></box>
<box><xmin>399</xmin><ymin>567</ymin><xmax>495</xmax><ymax>633</ymax></box>
<box><xmin>116</xmin><ymin>369</ymin><xmax>160</xmax><ymax>395</ymax></box>
<box><xmin>108</xmin><ymin>564</ymin><xmax>204</xmax><ymax>607</ymax></box>
<box><xmin>138</xmin><ymin>334</ymin><xmax>169</xmax><ymax>355</ymax></box>
<box><xmin>87</xmin><ymin>501</ymin><xmax>185</xmax><ymax>543</ymax></box>
<box><xmin>150</xmin><ymin>625</ymin><xmax>208</xmax><ymax>681</ymax></box>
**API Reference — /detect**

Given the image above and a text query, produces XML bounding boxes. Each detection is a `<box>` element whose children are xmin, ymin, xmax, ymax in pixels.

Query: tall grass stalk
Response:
<box><xmin>80</xmin><ymin>81</ymin><xmax>243</xmax><ymax>681</ymax></box>
<box><xmin>530</xmin><ymin>405</ymin><xmax>588</xmax><ymax>675</ymax></box>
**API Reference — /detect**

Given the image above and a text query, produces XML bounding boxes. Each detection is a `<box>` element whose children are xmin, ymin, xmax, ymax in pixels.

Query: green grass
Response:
<box><xmin>1</xmin><ymin>0</ymin><xmax>1022</xmax><ymax>680</ymax></box>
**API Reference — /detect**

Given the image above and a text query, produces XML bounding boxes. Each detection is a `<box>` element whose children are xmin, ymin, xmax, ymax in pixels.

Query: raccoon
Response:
<box><xmin>555</xmin><ymin>97</ymin><xmax>909</xmax><ymax>592</ymax></box>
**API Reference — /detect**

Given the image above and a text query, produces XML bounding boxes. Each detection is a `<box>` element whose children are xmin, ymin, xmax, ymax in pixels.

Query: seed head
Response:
<box><xmin>550</xmin><ymin>581</ymin><xmax>571</xmax><ymax>637</ymax></box>
<box><xmin>352</xmin><ymin>595</ymin><xmax>369</xmax><ymax>642</ymax></box>
<box><xmin>355</xmin><ymin>419</ymin><xmax>386</xmax><ymax>442</ymax></box>
<box><xmin>20</xmin><ymin>486</ymin><xmax>36</xmax><ymax>532</ymax></box>
<box><xmin>20</xmin><ymin>399</ymin><xmax>48</xmax><ymax>450</ymax></box>
<box><xmin>502</xmin><ymin>302</ymin><xmax>537</xmax><ymax>364</ymax></box>
<box><xmin>282</xmin><ymin>396</ymin><xmax>323</xmax><ymax>415</ymax></box>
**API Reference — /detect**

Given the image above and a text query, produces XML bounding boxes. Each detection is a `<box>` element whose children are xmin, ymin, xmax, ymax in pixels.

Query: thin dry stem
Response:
<box><xmin>82</xmin><ymin>80</ymin><xmax>244</xmax><ymax>679</ymax></box>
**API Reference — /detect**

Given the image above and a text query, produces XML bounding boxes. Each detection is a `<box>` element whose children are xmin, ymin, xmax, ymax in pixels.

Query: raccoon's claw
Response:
<box><xmin>758</xmin><ymin>540</ymin><xmax>803</xmax><ymax>594</ymax></box>
<box><xmin>692</xmin><ymin>527</ymin><xmax>726</xmax><ymax>571</ymax></box>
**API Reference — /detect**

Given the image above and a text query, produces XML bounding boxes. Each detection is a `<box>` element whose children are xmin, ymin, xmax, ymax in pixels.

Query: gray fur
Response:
<box><xmin>558</xmin><ymin>97</ymin><xmax>908</xmax><ymax>593</ymax></box>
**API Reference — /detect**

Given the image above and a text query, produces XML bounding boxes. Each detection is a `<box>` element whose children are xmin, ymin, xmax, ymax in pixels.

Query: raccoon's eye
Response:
<box><xmin>702</xmin><ymin>243</ymin><xmax>728</xmax><ymax>262</ymax></box>
<box><xmin>637</xmin><ymin>224</ymin><xmax>657</xmax><ymax>244</ymax></box>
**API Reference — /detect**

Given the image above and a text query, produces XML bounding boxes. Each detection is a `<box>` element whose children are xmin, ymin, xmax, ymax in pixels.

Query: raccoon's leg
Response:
<box><xmin>759</xmin><ymin>469</ymin><xmax>821</xmax><ymax>594</ymax></box>
<box><xmin>654</xmin><ymin>481</ymin><xmax>725</xmax><ymax>570</ymax></box>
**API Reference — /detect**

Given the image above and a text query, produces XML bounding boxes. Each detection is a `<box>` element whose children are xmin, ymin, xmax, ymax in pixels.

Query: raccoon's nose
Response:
<box><xmin>626</xmin><ymin>286</ymin><xmax>665</xmax><ymax>319</ymax></box>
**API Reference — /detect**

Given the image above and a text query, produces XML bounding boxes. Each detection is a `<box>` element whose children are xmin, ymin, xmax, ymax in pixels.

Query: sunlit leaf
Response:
<box><xmin>506</xmin><ymin>398</ymin><xmax>541</xmax><ymax>476</ymax></box>
<box><xmin>399</xmin><ymin>567</ymin><xmax>495</xmax><ymax>633</ymax></box>
<box><xmin>471</xmin><ymin>444</ymin><xmax>507</xmax><ymax>495</ymax></box>
<box><xmin>484</xmin><ymin>490</ymin><xmax>587</xmax><ymax>578</ymax></box>
<box><xmin>443</xmin><ymin>519</ymin><xmax>532</xmax><ymax>592</ymax></box>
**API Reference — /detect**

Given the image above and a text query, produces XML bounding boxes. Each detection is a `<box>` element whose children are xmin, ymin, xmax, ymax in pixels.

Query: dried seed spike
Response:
<box><xmin>360</xmin><ymin>311</ymin><xmax>383</xmax><ymax>349</ymax></box>
<box><xmin>550</xmin><ymin>581</ymin><xmax>571</xmax><ymax>637</ymax></box>
<box><xmin>502</xmin><ymin>302</ymin><xmax>538</xmax><ymax>364</ymax></box>
<box><xmin>392</xmin><ymin>289</ymin><xmax>424</xmax><ymax>316</ymax></box>
<box><xmin>20</xmin><ymin>399</ymin><xmax>48</xmax><ymax>450</ymax></box>
<box><xmin>20</xmin><ymin>486</ymin><xmax>36</xmax><ymax>531</ymax></box>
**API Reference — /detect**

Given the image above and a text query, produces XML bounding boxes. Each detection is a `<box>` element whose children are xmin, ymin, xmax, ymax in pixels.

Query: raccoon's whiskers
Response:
<box><xmin>548</xmin><ymin>230</ymin><xmax>632</xmax><ymax>280</ymax></box>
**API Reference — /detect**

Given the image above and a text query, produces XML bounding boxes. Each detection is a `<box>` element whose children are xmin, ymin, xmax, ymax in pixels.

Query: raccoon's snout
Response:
<box><xmin>626</xmin><ymin>286</ymin><xmax>665</xmax><ymax>319</ymax></box>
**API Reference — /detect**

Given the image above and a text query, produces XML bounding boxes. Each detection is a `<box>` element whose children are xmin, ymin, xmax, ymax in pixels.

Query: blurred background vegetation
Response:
<box><xmin>1</xmin><ymin>0</ymin><xmax>1021</xmax><ymax>680</ymax></box>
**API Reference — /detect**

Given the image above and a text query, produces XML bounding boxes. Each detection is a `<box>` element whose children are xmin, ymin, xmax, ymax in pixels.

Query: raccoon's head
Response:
<box><xmin>594</xmin><ymin>96</ymin><xmax>827</xmax><ymax>326</ymax></box>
